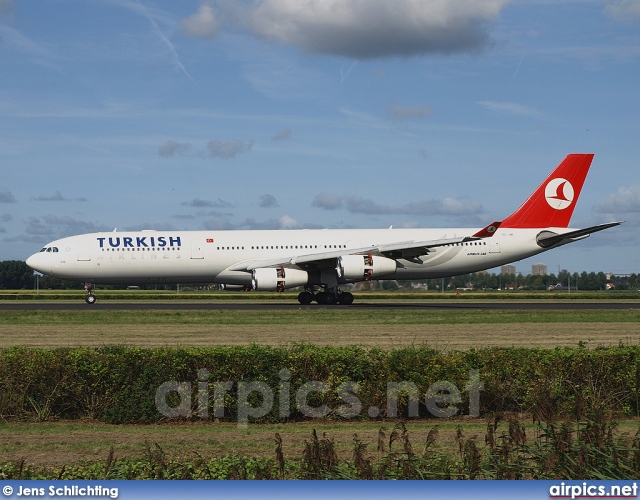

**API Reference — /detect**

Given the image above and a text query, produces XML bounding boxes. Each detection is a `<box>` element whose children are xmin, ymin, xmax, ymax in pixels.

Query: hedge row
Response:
<box><xmin>1</xmin><ymin>345</ymin><xmax>638</xmax><ymax>424</ymax></box>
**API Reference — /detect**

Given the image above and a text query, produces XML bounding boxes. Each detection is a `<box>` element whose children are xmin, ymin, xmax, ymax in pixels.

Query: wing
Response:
<box><xmin>226</xmin><ymin>221</ymin><xmax>502</xmax><ymax>272</ymax></box>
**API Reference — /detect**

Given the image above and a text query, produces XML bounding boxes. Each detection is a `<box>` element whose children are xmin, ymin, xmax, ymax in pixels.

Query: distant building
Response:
<box><xmin>501</xmin><ymin>265</ymin><xmax>516</xmax><ymax>275</ymax></box>
<box><xmin>532</xmin><ymin>263</ymin><xmax>547</xmax><ymax>276</ymax></box>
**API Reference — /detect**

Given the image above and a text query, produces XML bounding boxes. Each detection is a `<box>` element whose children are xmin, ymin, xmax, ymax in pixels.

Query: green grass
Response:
<box><xmin>1</xmin><ymin>308</ymin><xmax>640</xmax><ymax>325</ymax></box>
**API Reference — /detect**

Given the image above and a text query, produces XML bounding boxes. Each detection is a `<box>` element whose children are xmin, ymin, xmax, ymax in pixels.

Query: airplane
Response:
<box><xmin>26</xmin><ymin>154</ymin><xmax>621</xmax><ymax>305</ymax></box>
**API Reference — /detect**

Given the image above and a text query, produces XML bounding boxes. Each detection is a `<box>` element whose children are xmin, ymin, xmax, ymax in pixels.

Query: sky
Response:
<box><xmin>1</xmin><ymin>0</ymin><xmax>639</xmax><ymax>275</ymax></box>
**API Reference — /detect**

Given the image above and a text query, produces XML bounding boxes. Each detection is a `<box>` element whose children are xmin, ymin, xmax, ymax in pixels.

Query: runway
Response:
<box><xmin>2</xmin><ymin>300</ymin><xmax>640</xmax><ymax>311</ymax></box>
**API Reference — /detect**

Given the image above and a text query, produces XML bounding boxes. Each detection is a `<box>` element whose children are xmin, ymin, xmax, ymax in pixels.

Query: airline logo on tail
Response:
<box><xmin>545</xmin><ymin>178</ymin><xmax>574</xmax><ymax>210</ymax></box>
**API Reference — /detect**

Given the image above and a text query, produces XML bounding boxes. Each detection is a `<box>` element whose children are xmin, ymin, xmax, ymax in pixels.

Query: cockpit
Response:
<box><xmin>39</xmin><ymin>247</ymin><xmax>59</xmax><ymax>253</ymax></box>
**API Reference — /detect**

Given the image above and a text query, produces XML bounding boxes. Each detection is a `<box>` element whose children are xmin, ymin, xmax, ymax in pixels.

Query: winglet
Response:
<box><xmin>501</xmin><ymin>154</ymin><xmax>594</xmax><ymax>228</ymax></box>
<box><xmin>472</xmin><ymin>221</ymin><xmax>501</xmax><ymax>238</ymax></box>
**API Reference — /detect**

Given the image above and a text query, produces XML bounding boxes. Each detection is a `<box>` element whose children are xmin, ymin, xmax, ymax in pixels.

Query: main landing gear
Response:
<box><xmin>84</xmin><ymin>284</ymin><xmax>96</xmax><ymax>304</ymax></box>
<box><xmin>297</xmin><ymin>288</ymin><xmax>354</xmax><ymax>306</ymax></box>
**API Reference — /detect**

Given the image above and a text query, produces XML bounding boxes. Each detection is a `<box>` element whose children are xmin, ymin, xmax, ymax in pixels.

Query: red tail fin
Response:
<box><xmin>501</xmin><ymin>154</ymin><xmax>594</xmax><ymax>228</ymax></box>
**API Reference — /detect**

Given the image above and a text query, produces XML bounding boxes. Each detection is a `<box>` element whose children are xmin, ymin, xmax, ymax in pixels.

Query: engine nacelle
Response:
<box><xmin>251</xmin><ymin>267</ymin><xmax>309</xmax><ymax>292</ymax></box>
<box><xmin>336</xmin><ymin>254</ymin><xmax>397</xmax><ymax>282</ymax></box>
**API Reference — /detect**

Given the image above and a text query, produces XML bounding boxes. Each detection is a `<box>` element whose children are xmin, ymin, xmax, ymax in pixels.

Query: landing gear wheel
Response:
<box><xmin>85</xmin><ymin>294</ymin><xmax>96</xmax><ymax>305</ymax></box>
<box><xmin>297</xmin><ymin>291</ymin><xmax>313</xmax><ymax>305</ymax></box>
<box><xmin>338</xmin><ymin>292</ymin><xmax>354</xmax><ymax>305</ymax></box>
<box><xmin>316</xmin><ymin>292</ymin><xmax>336</xmax><ymax>305</ymax></box>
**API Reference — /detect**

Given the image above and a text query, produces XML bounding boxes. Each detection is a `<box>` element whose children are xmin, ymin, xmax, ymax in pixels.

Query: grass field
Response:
<box><xmin>0</xmin><ymin>420</ymin><xmax>483</xmax><ymax>466</ymax></box>
<box><xmin>1</xmin><ymin>298</ymin><xmax>639</xmax><ymax>475</ymax></box>
<box><xmin>0</xmin><ymin>307</ymin><xmax>638</xmax><ymax>349</ymax></box>
<box><xmin>1</xmin><ymin>418</ymin><xmax>637</xmax><ymax>468</ymax></box>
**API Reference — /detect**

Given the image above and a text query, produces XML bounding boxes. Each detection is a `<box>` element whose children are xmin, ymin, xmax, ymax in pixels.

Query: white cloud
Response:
<box><xmin>0</xmin><ymin>191</ymin><xmax>16</xmax><ymax>203</ymax></box>
<box><xmin>595</xmin><ymin>185</ymin><xmax>640</xmax><ymax>216</ymax></box>
<box><xmin>123</xmin><ymin>222</ymin><xmax>177</xmax><ymax>231</ymax></box>
<box><xmin>202</xmin><ymin>215</ymin><xmax>312</xmax><ymax>231</ymax></box>
<box><xmin>605</xmin><ymin>0</ymin><xmax>640</xmax><ymax>23</ymax></box>
<box><xmin>19</xmin><ymin>215</ymin><xmax>110</xmax><ymax>241</ymax></box>
<box><xmin>182</xmin><ymin>198</ymin><xmax>234</xmax><ymax>208</ymax></box>
<box><xmin>312</xmin><ymin>192</ymin><xmax>343</xmax><ymax>210</ymax></box>
<box><xmin>203</xmin><ymin>218</ymin><xmax>236</xmax><ymax>230</ymax></box>
<box><xmin>181</xmin><ymin>4</ymin><xmax>220</xmax><ymax>39</ymax></box>
<box><xmin>590</xmin><ymin>185</ymin><xmax>640</xmax><ymax>246</ymax></box>
<box><xmin>313</xmin><ymin>193</ymin><xmax>483</xmax><ymax>216</ymax></box>
<box><xmin>181</xmin><ymin>0</ymin><xmax>512</xmax><ymax>59</ymax></box>
<box><xmin>31</xmin><ymin>191</ymin><xmax>87</xmax><ymax>202</ymax></box>
<box><xmin>279</xmin><ymin>215</ymin><xmax>299</xmax><ymax>229</ymax></box>
<box><xmin>207</xmin><ymin>139</ymin><xmax>253</xmax><ymax>159</ymax></box>
<box><xmin>259</xmin><ymin>194</ymin><xmax>279</xmax><ymax>208</ymax></box>
<box><xmin>272</xmin><ymin>128</ymin><xmax>292</xmax><ymax>141</ymax></box>
<box><xmin>158</xmin><ymin>140</ymin><xmax>191</xmax><ymax>158</ymax></box>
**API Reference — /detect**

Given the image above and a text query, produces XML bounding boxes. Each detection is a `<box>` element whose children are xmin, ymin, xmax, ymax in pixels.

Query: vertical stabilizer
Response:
<box><xmin>501</xmin><ymin>154</ymin><xmax>594</xmax><ymax>228</ymax></box>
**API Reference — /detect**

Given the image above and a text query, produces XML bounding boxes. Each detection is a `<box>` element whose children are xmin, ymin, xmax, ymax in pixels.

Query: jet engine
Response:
<box><xmin>251</xmin><ymin>267</ymin><xmax>309</xmax><ymax>292</ymax></box>
<box><xmin>336</xmin><ymin>254</ymin><xmax>397</xmax><ymax>282</ymax></box>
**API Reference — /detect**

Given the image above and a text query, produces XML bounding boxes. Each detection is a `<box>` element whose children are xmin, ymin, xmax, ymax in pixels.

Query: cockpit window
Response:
<box><xmin>46</xmin><ymin>247</ymin><xmax>52</xmax><ymax>252</ymax></box>
<box><xmin>40</xmin><ymin>248</ymin><xmax>47</xmax><ymax>252</ymax></box>
<box><xmin>52</xmin><ymin>247</ymin><xmax>58</xmax><ymax>252</ymax></box>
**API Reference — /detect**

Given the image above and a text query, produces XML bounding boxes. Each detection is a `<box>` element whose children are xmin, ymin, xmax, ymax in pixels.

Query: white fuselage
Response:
<box><xmin>26</xmin><ymin>227</ymin><xmax>563</xmax><ymax>286</ymax></box>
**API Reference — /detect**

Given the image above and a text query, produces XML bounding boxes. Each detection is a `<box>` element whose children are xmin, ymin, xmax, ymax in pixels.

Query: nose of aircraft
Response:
<box><xmin>26</xmin><ymin>253</ymin><xmax>44</xmax><ymax>273</ymax></box>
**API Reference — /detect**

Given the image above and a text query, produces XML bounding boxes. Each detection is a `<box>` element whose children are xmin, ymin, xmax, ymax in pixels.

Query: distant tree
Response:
<box><xmin>381</xmin><ymin>280</ymin><xmax>399</xmax><ymax>291</ymax></box>
<box><xmin>530</xmin><ymin>275</ymin><xmax>549</xmax><ymax>290</ymax></box>
<box><xmin>0</xmin><ymin>260</ymin><xmax>33</xmax><ymax>289</ymax></box>
<box><xmin>39</xmin><ymin>275</ymin><xmax>83</xmax><ymax>290</ymax></box>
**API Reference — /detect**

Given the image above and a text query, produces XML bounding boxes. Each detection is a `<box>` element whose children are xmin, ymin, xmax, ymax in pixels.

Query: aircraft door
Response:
<box><xmin>77</xmin><ymin>240</ymin><xmax>91</xmax><ymax>261</ymax></box>
<box><xmin>191</xmin><ymin>239</ymin><xmax>204</xmax><ymax>259</ymax></box>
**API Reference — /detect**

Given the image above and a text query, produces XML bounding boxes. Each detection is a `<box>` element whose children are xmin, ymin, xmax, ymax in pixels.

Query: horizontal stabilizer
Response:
<box><xmin>536</xmin><ymin>222</ymin><xmax>623</xmax><ymax>248</ymax></box>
